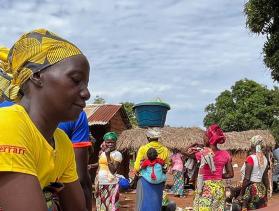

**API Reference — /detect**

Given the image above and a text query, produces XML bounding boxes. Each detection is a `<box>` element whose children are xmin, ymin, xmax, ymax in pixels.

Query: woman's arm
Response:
<box><xmin>105</xmin><ymin>151</ymin><xmax>120</xmax><ymax>174</ymax></box>
<box><xmin>262</xmin><ymin>168</ymin><xmax>269</xmax><ymax>195</ymax></box>
<box><xmin>169</xmin><ymin>159</ymin><xmax>173</xmax><ymax>172</ymax></box>
<box><xmin>59</xmin><ymin>180</ymin><xmax>87</xmax><ymax>211</ymax></box>
<box><xmin>88</xmin><ymin>163</ymin><xmax>99</xmax><ymax>170</ymax></box>
<box><xmin>0</xmin><ymin>172</ymin><xmax>47</xmax><ymax>211</ymax></box>
<box><xmin>74</xmin><ymin>147</ymin><xmax>92</xmax><ymax>211</ymax></box>
<box><xmin>182</xmin><ymin>143</ymin><xmax>203</xmax><ymax>159</ymax></box>
<box><xmin>222</xmin><ymin>161</ymin><xmax>234</xmax><ymax>179</ymax></box>
<box><xmin>239</xmin><ymin>163</ymin><xmax>253</xmax><ymax>197</ymax></box>
<box><xmin>134</xmin><ymin>147</ymin><xmax>145</xmax><ymax>172</ymax></box>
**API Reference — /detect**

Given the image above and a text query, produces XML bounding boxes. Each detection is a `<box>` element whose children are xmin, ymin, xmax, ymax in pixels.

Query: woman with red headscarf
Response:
<box><xmin>185</xmin><ymin>124</ymin><xmax>234</xmax><ymax>211</ymax></box>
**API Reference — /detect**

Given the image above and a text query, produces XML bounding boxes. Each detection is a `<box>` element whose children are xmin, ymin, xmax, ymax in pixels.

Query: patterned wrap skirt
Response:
<box><xmin>243</xmin><ymin>182</ymin><xmax>267</xmax><ymax>210</ymax></box>
<box><xmin>193</xmin><ymin>180</ymin><xmax>225</xmax><ymax>211</ymax></box>
<box><xmin>95</xmin><ymin>183</ymin><xmax>120</xmax><ymax>211</ymax></box>
<box><xmin>171</xmin><ymin>170</ymin><xmax>184</xmax><ymax>196</ymax></box>
<box><xmin>44</xmin><ymin>191</ymin><xmax>61</xmax><ymax>211</ymax></box>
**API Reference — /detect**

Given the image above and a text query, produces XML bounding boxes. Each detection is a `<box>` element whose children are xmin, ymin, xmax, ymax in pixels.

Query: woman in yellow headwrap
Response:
<box><xmin>0</xmin><ymin>29</ymin><xmax>90</xmax><ymax>211</ymax></box>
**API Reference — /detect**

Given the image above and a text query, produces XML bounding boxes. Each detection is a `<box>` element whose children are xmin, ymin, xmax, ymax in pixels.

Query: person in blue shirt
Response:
<box><xmin>0</xmin><ymin>100</ymin><xmax>13</xmax><ymax>107</ymax></box>
<box><xmin>0</xmin><ymin>99</ymin><xmax>93</xmax><ymax>210</ymax></box>
<box><xmin>58</xmin><ymin>111</ymin><xmax>93</xmax><ymax>210</ymax></box>
<box><xmin>58</xmin><ymin>111</ymin><xmax>92</xmax><ymax>148</ymax></box>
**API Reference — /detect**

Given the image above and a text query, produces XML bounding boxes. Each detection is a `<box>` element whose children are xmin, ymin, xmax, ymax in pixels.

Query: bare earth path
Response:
<box><xmin>117</xmin><ymin>191</ymin><xmax>279</xmax><ymax>211</ymax></box>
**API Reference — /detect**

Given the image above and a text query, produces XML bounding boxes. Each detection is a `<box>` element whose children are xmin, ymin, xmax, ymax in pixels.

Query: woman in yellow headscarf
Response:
<box><xmin>0</xmin><ymin>29</ymin><xmax>90</xmax><ymax>211</ymax></box>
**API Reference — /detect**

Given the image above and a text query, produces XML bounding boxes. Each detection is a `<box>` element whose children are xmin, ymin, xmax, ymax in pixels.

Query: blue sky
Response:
<box><xmin>0</xmin><ymin>0</ymin><xmax>277</xmax><ymax>127</ymax></box>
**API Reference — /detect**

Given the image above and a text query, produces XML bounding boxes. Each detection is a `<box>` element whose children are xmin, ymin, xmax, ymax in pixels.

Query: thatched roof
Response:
<box><xmin>116</xmin><ymin>127</ymin><xmax>276</xmax><ymax>151</ymax></box>
<box><xmin>117</xmin><ymin>127</ymin><xmax>204</xmax><ymax>151</ymax></box>
<box><xmin>221</xmin><ymin>129</ymin><xmax>276</xmax><ymax>151</ymax></box>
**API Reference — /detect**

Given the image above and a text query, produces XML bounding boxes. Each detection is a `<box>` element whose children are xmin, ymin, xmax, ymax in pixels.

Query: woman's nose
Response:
<box><xmin>81</xmin><ymin>86</ymin><xmax>91</xmax><ymax>101</ymax></box>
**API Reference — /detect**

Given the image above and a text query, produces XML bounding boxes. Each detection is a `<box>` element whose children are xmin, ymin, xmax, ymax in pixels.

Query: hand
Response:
<box><xmin>88</xmin><ymin>163</ymin><xmax>98</xmax><ymax>170</ymax></box>
<box><xmin>105</xmin><ymin>149</ymin><xmax>114</xmax><ymax>160</ymax></box>
<box><xmin>167</xmin><ymin>168</ymin><xmax>172</xmax><ymax>174</ymax></box>
<box><xmin>266</xmin><ymin>190</ymin><xmax>270</xmax><ymax>199</ymax></box>
<box><xmin>236</xmin><ymin>195</ymin><xmax>243</xmax><ymax>202</ymax></box>
<box><xmin>187</xmin><ymin>147</ymin><xmax>199</xmax><ymax>154</ymax></box>
<box><xmin>196</xmin><ymin>143</ymin><xmax>204</xmax><ymax>148</ymax></box>
<box><xmin>105</xmin><ymin>147</ymin><xmax>115</xmax><ymax>154</ymax></box>
<box><xmin>88</xmin><ymin>164</ymin><xmax>92</xmax><ymax>170</ymax></box>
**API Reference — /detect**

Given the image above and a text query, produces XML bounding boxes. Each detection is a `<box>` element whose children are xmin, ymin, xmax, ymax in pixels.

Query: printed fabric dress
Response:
<box><xmin>170</xmin><ymin>153</ymin><xmax>184</xmax><ymax>196</ymax></box>
<box><xmin>193</xmin><ymin>149</ymin><xmax>231</xmax><ymax>211</ymax></box>
<box><xmin>95</xmin><ymin>151</ymin><xmax>123</xmax><ymax>211</ymax></box>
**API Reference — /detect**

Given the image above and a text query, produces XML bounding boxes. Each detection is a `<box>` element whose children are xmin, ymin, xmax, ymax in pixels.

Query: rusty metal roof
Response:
<box><xmin>84</xmin><ymin>104</ymin><xmax>123</xmax><ymax>126</ymax></box>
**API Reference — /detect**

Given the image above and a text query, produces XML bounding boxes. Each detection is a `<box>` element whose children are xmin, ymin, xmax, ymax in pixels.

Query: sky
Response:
<box><xmin>0</xmin><ymin>0</ymin><xmax>277</xmax><ymax>127</ymax></box>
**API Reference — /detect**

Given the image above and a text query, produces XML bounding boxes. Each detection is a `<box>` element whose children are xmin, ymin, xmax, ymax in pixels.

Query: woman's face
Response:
<box><xmin>105</xmin><ymin>140</ymin><xmax>116</xmax><ymax>149</ymax></box>
<box><xmin>203</xmin><ymin>134</ymin><xmax>210</xmax><ymax>146</ymax></box>
<box><xmin>38</xmin><ymin>54</ymin><xmax>90</xmax><ymax>121</ymax></box>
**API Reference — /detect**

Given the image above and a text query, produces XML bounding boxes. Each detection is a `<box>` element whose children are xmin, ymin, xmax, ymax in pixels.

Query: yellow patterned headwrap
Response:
<box><xmin>0</xmin><ymin>29</ymin><xmax>82</xmax><ymax>102</ymax></box>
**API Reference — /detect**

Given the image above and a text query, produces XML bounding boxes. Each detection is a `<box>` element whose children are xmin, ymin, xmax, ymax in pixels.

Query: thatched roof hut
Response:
<box><xmin>221</xmin><ymin>129</ymin><xmax>276</xmax><ymax>151</ymax></box>
<box><xmin>117</xmin><ymin>127</ymin><xmax>204</xmax><ymax>151</ymax></box>
<box><xmin>117</xmin><ymin>127</ymin><xmax>276</xmax><ymax>152</ymax></box>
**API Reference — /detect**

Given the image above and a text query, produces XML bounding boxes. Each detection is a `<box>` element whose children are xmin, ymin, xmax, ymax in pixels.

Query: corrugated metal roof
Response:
<box><xmin>84</xmin><ymin>104</ymin><xmax>122</xmax><ymax>126</ymax></box>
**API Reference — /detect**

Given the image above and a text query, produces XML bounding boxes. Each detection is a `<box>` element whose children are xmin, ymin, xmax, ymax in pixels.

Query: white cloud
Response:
<box><xmin>90</xmin><ymin>81</ymin><xmax>172</xmax><ymax>101</ymax></box>
<box><xmin>0</xmin><ymin>0</ymin><xmax>277</xmax><ymax>128</ymax></box>
<box><xmin>200</xmin><ymin>88</ymin><xmax>222</xmax><ymax>95</ymax></box>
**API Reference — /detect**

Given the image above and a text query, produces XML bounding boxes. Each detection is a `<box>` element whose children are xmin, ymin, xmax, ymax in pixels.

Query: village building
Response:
<box><xmin>84</xmin><ymin>104</ymin><xmax>132</xmax><ymax>181</ymax></box>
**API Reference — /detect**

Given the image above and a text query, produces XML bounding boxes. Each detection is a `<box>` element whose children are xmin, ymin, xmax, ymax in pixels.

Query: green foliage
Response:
<box><xmin>271</xmin><ymin>119</ymin><xmax>279</xmax><ymax>143</ymax></box>
<box><xmin>120</xmin><ymin>102</ymin><xmax>138</xmax><ymax>128</ymax></box>
<box><xmin>245</xmin><ymin>0</ymin><xmax>279</xmax><ymax>81</ymax></box>
<box><xmin>93</xmin><ymin>95</ymin><xmax>106</xmax><ymax>104</ymax></box>
<box><xmin>203</xmin><ymin>79</ymin><xmax>279</xmax><ymax>142</ymax></box>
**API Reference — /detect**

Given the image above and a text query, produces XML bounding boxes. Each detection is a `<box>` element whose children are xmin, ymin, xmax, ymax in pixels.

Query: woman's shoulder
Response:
<box><xmin>0</xmin><ymin>104</ymin><xmax>26</xmax><ymax>119</ymax></box>
<box><xmin>218</xmin><ymin>149</ymin><xmax>230</xmax><ymax>155</ymax></box>
<box><xmin>55</xmin><ymin>128</ymin><xmax>73</xmax><ymax>149</ymax></box>
<box><xmin>216</xmin><ymin>150</ymin><xmax>231</xmax><ymax>160</ymax></box>
<box><xmin>0</xmin><ymin>105</ymin><xmax>31</xmax><ymax>137</ymax></box>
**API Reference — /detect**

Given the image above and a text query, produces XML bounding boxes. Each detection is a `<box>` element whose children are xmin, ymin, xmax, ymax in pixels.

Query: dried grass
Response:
<box><xmin>117</xmin><ymin>127</ymin><xmax>276</xmax><ymax>151</ymax></box>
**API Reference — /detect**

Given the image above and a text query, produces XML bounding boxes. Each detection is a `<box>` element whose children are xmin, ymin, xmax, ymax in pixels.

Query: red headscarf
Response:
<box><xmin>205</xmin><ymin>124</ymin><xmax>226</xmax><ymax>145</ymax></box>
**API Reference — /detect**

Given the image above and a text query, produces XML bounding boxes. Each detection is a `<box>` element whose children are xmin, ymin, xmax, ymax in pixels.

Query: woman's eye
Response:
<box><xmin>71</xmin><ymin>77</ymin><xmax>81</xmax><ymax>84</ymax></box>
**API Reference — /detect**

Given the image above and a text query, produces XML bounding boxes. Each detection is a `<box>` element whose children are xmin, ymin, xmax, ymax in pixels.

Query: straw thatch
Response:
<box><xmin>116</xmin><ymin>127</ymin><xmax>276</xmax><ymax>152</ymax></box>
<box><xmin>221</xmin><ymin>129</ymin><xmax>276</xmax><ymax>151</ymax></box>
<box><xmin>117</xmin><ymin>127</ymin><xmax>204</xmax><ymax>151</ymax></box>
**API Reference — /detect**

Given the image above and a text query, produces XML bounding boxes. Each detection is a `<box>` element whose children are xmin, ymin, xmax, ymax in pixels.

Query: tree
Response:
<box><xmin>244</xmin><ymin>0</ymin><xmax>279</xmax><ymax>81</ymax></box>
<box><xmin>93</xmin><ymin>95</ymin><xmax>105</xmax><ymax>104</ymax></box>
<box><xmin>203</xmin><ymin>79</ymin><xmax>279</xmax><ymax>141</ymax></box>
<box><xmin>120</xmin><ymin>102</ymin><xmax>138</xmax><ymax>128</ymax></box>
<box><xmin>270</xmin><ymin>87</ymin><xmax>279</xmax><ymax>141</ymax></box>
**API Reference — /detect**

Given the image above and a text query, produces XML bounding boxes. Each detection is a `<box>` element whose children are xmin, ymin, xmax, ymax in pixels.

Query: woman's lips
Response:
<box><xmin>73</xmin><ymin>103</ymin><xmax>85</xmax><ymax>108</ymax></box>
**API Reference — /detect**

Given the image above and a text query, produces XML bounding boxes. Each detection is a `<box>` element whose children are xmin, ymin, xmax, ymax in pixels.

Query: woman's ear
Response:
<box><xmin>29</xmin><ymin>72</ymin><xmax>43</xmax><ymax>87</ymax></box>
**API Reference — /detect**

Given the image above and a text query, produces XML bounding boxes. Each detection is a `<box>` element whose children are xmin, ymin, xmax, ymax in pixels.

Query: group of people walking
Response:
<box><xmin>131</xmin><ymin>125</ymin><xmax>270</xmax><ymax>211</ymax></box>
<box><xmin>0</xmin><ymin>28</ymin><xmax>272</xmax><ymax>211</ymax></box>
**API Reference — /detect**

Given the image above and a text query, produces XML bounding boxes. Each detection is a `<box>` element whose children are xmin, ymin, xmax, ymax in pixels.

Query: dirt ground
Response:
<box><xmin>93</xmin><ymin>157</ymin><xmax>279</xmax><ymax>210</ymax></box>
<box><xmin>117</xmin><ymin>191</ymin><xmax>279</xmax><ymax>211</ymax></box>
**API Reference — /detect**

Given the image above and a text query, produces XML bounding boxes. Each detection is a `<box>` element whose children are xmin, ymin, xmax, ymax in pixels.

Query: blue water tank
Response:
<box><xmin>133</xmin><ymin>102</ymin><xmax>170</xmax><ymax>128</ymax></box>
